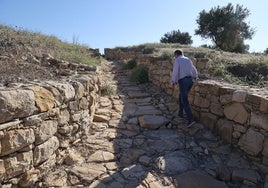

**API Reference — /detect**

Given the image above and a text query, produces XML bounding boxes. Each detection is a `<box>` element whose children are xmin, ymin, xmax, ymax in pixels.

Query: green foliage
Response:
<box><xmin>100</xmin><ymin>82</ymin><xmax>116</xmax><ymax>96</ymax></box>
<box><xmin>130</xmin><ymin>64</ymin><xmax>149</xmax><ymax>84</ymax></box>
<box><xmin>195</xmin><ymin>3</ymin><xmax>255</xmax><ymax>53</ymax></box>
<box><xmin>264</xmin><ymin>48</ymin><xmax>268</xmax><ymax>55</ymax></box>
<box><xmin>160</xmin><ymin>29</ymin><xmax>193</xmax><ymax>45</ymax></box>
<box><xmin>121</xmin><ymin>59</ymin><xmax>137</xmax><ymax>69</ymax></box>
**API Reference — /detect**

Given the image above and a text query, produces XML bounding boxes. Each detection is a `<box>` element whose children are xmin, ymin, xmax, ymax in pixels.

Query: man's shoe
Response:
<box><xmin>187</xmin><ymin>121</ymin><xmax>195</xmax><ymax>128</ymax></box>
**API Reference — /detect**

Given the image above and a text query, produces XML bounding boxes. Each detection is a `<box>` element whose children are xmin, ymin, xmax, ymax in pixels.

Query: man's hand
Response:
<box><xmin>169</xmin><ymin>83</ymin><xmax>175</xmax><ymax>88</ymax></box>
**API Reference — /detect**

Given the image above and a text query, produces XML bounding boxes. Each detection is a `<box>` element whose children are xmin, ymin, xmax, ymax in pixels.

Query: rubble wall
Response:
<box><xmin>0</xmin><ymin>63</ymin><xmax>101</xmax><ymax>184</ymax></box>
<box><xmin>105</xmin><ymin>48</ymin><xmax>268</xmax><ymax>169</ymax></box>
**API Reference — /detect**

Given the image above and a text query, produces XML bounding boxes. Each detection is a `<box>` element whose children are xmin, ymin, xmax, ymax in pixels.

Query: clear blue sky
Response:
<box><xmin>0</xmin><ymin>0</ymin><xmax>267</xmax><ymax>54</ymax></box>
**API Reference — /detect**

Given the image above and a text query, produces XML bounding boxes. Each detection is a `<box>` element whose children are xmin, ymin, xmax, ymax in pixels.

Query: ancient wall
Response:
<box><xmin>105</xmin><ymin>48</ymin><xmax>268</xmax><ymax>171</ymax></box>
<box><xmin>0</xmin><ymin>61</ymin><xmax>101</xmax><ymax>185</ymax></box>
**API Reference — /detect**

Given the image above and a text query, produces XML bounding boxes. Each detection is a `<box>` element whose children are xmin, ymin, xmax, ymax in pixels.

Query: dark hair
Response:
<box><xmin>174</xmin><ymin>49</ymin><xmax>183</xmax><ymax>56</ymax></box>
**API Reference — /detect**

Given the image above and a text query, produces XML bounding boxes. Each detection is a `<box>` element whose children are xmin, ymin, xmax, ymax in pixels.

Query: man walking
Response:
<box><xmin>170</xmin><ymin>49</ymin><xmax>198</xmax><ymax>128</ymax></box>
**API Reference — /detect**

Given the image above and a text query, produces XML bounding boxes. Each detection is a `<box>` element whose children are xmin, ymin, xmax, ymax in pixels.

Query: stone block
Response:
<box><xmin>210</xmin><ymin>102</ymin><xmax>224</xmax><ymax>116</ymax></box>
<box><xmin>138</xmin><ymin>115</ymin><xmax>169</xmax><ymax>129</ymax></box>
<box><xmin>238</xmin><ymin>128</ymin><xmax>264</xmax><ymax>156</ymax></box>
<box><xmin>220</xmin><ymin>94</ymin><xmax>232</xmax><ymax>105</ymax></box>
<box><xmin>0</xmin><ymin>89</ymin><xmax>37</xmax><ymax>123</ymax></box>
<box><xmin>250</xmin><ymin>112</ymin><xmax>268</xmax><ymax>131</ymax></box>
<box><xmin>79</xmin><ymin>97</ymin><xmax>88</xmax><ymax>110</ymax></box>
<box><xmin>224</xmin><ymin>103</ymin><xmax>248</xmax><ymax>124</ymax></box>
<box><xmin>28</xmin><ymin>86</ymin><xmax>55</xmax><ymax>112</ymax></box>
<box><xmin>232</xmin><ymin>90</ymin><xmax>247</xmax><ymax>103</ymax></box>
<box><xmin>33</xmin><ymin>136</ymin><xmax>59</xmax><ymax>166</ymax></box>
<box><xmin>34</xmin><ymin>120</ymin><xmax>58</xmax><ymax>145</ymax></box>
<box><xmin>72</xmin><ymin>81</ymin><xmax>85</xmax><ymax>99</ymax></box>
<box><xmin>260</xmin><ymin>98</ymin><xmax>268</xmax><ymax>113</ymax></box>
<box><xmin>58</xmin><ymin>109</ymin><xmax>70</xmax><ymax>126</ymax></box>
<box><xmin>4</xmin><ymin>151</ymin><xmax>33</xmax><ymax>179</ymax></box>
<box><xmin>262</xmin><ymin>138</ymin><xmax>268</xmax><ymax>157</ymax></box>
<box><xmin>1</xmin><ymin>129</ymin><xmax>35</xmax><ymax>156</ymax></box>
<box><xmin>47</xmin><ymin>81</ymin><xmax>75</xmax><ymax>102</ymax></box>
<box><xmin>0</xmin><ymin>159</ymin><xmax>5</xmax><ymax>181</ymax></box>
<box><xmin>200</xmin><ymin>112</ymin><xmax>218</xmax><ymax>130</ymax></box>
<box><xmin>215</xmin><ymin>119</ymin><xmax>233</xmax><ymax>143</ymax></box>
<box><xmin>247</xmin><ymin>94</ymin><xmax>261</xmax><ymax>106</ymax></box>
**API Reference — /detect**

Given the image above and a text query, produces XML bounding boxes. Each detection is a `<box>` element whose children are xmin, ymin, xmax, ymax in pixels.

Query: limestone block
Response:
<box><xmin>224</xmin><ymin>103</ymin><xmax>248</xmax><ymax>124</ymax></box>
<box><xmin>210</xmin><ymin>102</ymin><xmax>224</xmax><ymax>116</ymax></box>
<box><xmin>1</xmin><ymin>129</ymin><xmax>35</xmax><ymax>156</ymax></box>
<box><xmin>238</xmin><ymin>128</ymin><xmax>264</xmax><ymax>156</ymax></box>
<box><xmin>18</xmin><ymin>168</ymin><xmax>40</xmax><ymax>188</ymax></box>
<box><xmin>247</xmin><ymin>94</ymin><xmax>261</xmax><ymax>106</ymax></box>
<box><xmin>0</xmin><ymin>159</ymin><xmax>5</xmax><ymax>181</ymax></box>
<box><xmin>262</xmin><ymin>138</ymin><xmax>268</xmax><ymax>157</ymax></box>
<box><xmin>69</xmin><ymin>163</ymin><xmax>106</xmax><ymax>182</ymax></box>
<box><xmin>33</xmin><ymin>136</ymin><xmax>59</xmax><ymax>166</ymax></box>
<box><xmin>232</xmin><ymin>90</ymin><xmax>247</xmax><ymax>103</ymax></box>
<box><xmin>4</xmin><ymin>151</ymin><xmax>33</xmax><ymax>179</ymax></box>
<box><xmin>0</xmin><ymin>89</ymin><xmax>37</xmax><ymax>123</ymax></box>
<box><xmin>72</xmin><ymin>81</ymin><xmax>85</xmax><ymax>99</ymax></box>
<box><xmin>88</xmin><ymin>94</ymin><xmax>97</xmax><ymax>116</ymax></box>
<box><xmin>220</xmin><ymin>95</ymin><xmax>232</xmax><ymax>105</ymax></box>
<box><xmin>48</xmin><ymin>82</ymin><xmax>75</xmax><ymax>102</ymax></box>
<box><xmin>34</xmin><ymin>120</ymin><xmax>58</xmax><ymax>145</ymax></box>
<box><xmin>250</xmin><ymin>112</ymin><xmax>268</xmax><ymax>131</ymax></box>
<box><xmin>43</xmin><ymin>84</ymin><xmax>63</xmax><ymax>106</ymax></box>
<box><xmin>138</xmin><ymin>115</ymin><xmax>169</xmax><ymax>129</ymax></box>
<box><xmin>200</xmin><ymin>112</ymin><xmax>218</xmax><ymax>130</ymax></box>
<box><xmin>219</xmin><ymin>87</ymin><xmax>234</xmax><ymax>95</ymax></box>
<box><xmin>260</xmin><ymin>98</ymin><xmax>268</xmax><ymax>113</ymax></box>
<box><xmin>215</xmin><ymin>119</ymin><xmax>233</xmax><ymax>143</ymax></box>
<box><xmin>58</xmin><ymin>109</ymin><xmax>70</xmax><ymax>126</ymax></box>
<box><xmin>233</xmin><ymin>124</ymin><xmax>247</xmax><ymax>133</ymax></box>
<box><xmin>28</xmin><ymin>86</ymin><xmax>55</xmax><ymax>112</ymax></box>
<box><xmin>87</xmin><ymin>151</ymin><xmax>115</xmax><ymax>163</ymax></box>
<box><xmin>0</xmin><ymin>119</ymin><xmax>21</xmax><ymax>131</ymax></box>
<box><xmin>174</xmin><ymin>170</ymin><xmax>228</xmax><ymax>188</ymax></box>
<box><xmin>69</xmin><ymin>100</ymin><xmax>79</xmax><ymax>111</ymax></box>
<box><xmin>79</xmin><ymin>97</ymin><xmax>88</xmax><ymax>110</ymax></box>
<box><xmin>37</xmin><ymin>153</ymin><xmax>56</xmax><ymax>174</ymax></box>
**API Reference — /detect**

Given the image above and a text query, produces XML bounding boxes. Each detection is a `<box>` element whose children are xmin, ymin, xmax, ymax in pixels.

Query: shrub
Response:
<box><xmin>121</xmin><ymin>59</ymin><xmax>137</xmax><ymax>70</ymax></box>
<box><xmin>100</xmin><ymin>82</ymin><xmax>115</xmax><ymax>96</ymax></box>
<box><xmin>130</xmin><ymin>64</ymin><xmax>149</xmax><ymax>83</ymax></box>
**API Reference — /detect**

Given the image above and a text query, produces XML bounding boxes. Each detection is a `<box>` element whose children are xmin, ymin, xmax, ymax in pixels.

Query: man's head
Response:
<box><xmin>174</xmin><ymin>49</ymin><xmax>183</xmax><ymax>57</ymax></box>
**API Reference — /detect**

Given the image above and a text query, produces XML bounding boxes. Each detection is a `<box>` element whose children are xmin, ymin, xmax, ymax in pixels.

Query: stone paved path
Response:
<box><xmin>42</xmin><ymin>60</ymin><xmax>265</xmax><ymax>187</ymax></box>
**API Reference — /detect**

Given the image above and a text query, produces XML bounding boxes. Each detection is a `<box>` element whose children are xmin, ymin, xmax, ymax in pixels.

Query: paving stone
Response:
<box><xmin>174</xmin><ymin>170</ymin><xmax>228</xmax><ymax>188</ymax></box>
<box><xmin>39</xmin><ymin>60</ymin><xmax>265</xmax><ymax>188</ymax></box>
<box><xmin>138</xmin><ymin>115</ymin><xmax>169</xmax><ymax>129</ymax></box>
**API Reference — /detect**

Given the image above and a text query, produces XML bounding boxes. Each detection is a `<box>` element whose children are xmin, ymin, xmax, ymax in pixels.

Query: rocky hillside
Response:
<box><xmin>0</xmin><ymin>25</ymin><xmax>100</xmax><ymax>86</ymax></box>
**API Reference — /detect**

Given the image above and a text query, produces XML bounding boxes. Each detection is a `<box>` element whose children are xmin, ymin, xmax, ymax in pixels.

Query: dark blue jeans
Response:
<box><xmin>178</xmin><ymin>77</ymin><xmax>194</xmax><ymax>123</ymax></box>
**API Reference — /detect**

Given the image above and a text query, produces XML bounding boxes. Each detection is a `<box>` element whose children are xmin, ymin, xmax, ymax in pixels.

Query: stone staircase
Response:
<box><xmin>41</xmin><ymin>60</ymin><xmax>265</xmax><ymax>187</ymax></box>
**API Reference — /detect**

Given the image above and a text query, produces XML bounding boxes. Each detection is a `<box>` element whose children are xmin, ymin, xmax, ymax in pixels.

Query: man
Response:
<box><xmin>170</xmin><ymin>49</ymin><xmax>198</xmax><ymax>128</ymax></box>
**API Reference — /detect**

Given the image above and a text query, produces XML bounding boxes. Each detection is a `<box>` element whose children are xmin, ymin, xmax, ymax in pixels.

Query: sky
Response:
<box><xmin>0</xmin><ymin>0</ymin><xmax>267</xmax><ymax>54</ymax></box>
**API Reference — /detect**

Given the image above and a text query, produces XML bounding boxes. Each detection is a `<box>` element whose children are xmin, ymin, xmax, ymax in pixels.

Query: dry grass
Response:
<box><xmin>116</xmin><ymin>43</ymin><xmax>268</xmax><ymax>87</ymax></box>
<box><xmin>0</xmin><ymin>25</ymin><xmax>100</xmax><ymax>65</ymax></box>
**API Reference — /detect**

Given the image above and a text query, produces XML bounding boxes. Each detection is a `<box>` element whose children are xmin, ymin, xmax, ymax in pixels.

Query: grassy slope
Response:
<box><xmin>0</xmin><ymin>25</ymin><xmax>100</xmax><ymax>66</ymax></box>
<box><xmin>115</xmin><ymin>43</ymin><xmax>268</xmax><ymax>88</ymax></box>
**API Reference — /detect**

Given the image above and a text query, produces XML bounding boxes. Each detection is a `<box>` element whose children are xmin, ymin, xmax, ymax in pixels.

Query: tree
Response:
<box><xmin>264</xmin><ymin>48</ymin><xmax>268</xmax><ymax>55</ymax></box>
<box><xmin>160</xmin><ymin>29</ymin><xmax>193</xmax><ymax>45</ymax></box>
<box><xmin>195</xmin><ymin>3</ymin><xmax>255</xmax><ymax>53</ymax></box>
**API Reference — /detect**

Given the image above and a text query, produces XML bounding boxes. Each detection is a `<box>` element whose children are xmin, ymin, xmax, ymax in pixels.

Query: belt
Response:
<box><xmin>179</xmin><ymin>76</ymin><xmax>191</xmax><ymax>81</ymax></box>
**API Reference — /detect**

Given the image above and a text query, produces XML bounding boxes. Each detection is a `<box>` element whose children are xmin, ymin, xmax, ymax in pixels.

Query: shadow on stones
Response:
<box><xmin>86</xmin><ymin>61</ymin><xmax>264</xmax><ymax>188</ymax></box>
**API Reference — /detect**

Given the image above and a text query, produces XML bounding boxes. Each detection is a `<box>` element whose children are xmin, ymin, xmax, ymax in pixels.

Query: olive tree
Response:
<box><xmin>195</xmin><ymin>3</ymin><xmax>255</xmax><ymax>53</ymax></box>
<box><xmin>160</xmin><ymin>29</ymin><xmax>193</xmax><ymax>45</ymax></box>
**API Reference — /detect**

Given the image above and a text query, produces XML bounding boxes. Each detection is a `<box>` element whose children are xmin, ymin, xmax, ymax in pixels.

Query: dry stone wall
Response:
<box><xmin>105</xmin><ymin>48</ymin><xmax>268</xmax><ymax>170</ymax></box>
<box><xmin>0</xmin><ymin>63</ymin><xmax>101</xmax><ymax>184</ymax></box>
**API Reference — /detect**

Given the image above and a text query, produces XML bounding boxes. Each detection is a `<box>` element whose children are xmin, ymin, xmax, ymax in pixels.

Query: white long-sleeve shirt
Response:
<box><xmin>171</xmin><ymin>55</ymin><xmax>198</xmax><ymax>84</ymax></box>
